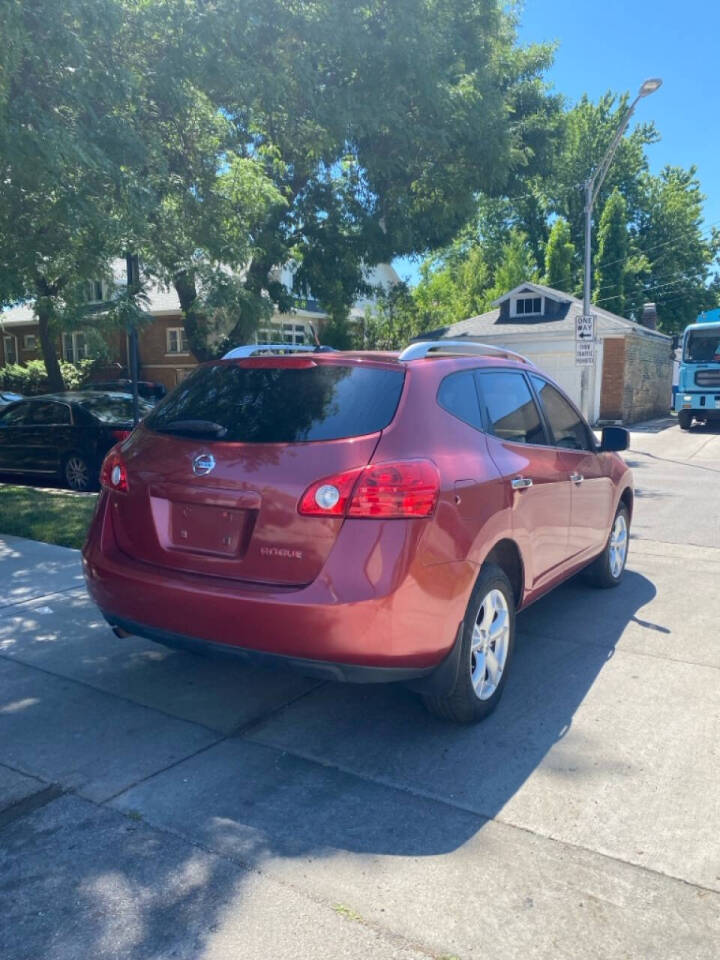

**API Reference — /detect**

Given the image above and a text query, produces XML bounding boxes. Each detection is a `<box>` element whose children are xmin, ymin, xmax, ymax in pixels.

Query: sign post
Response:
<box><xmin>575</xmin><ymin>313</ymin><xmax>595</xmax><ymax>367</ymax></box>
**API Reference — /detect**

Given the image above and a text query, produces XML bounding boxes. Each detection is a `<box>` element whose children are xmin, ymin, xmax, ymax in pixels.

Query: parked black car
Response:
<box><xmin>0</xmin><ymin>391</ymin><xmax>23</xmax><ymax>411</ymax></box>
<box><xmin>0</xmin><ymin>392</ymin><xmax>154</xmax><ymax>491</ymax></box>
<box><xmin>83</xmin><ymin>379</ymin><xmax>167</xmax><ymax>402</ymax></box>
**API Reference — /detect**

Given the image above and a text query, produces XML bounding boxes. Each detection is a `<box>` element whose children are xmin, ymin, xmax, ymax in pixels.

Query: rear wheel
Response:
<box><xmin>678</xmin><ymin>410</ymin><xmax>692</xmax><ymax>430</ymax></box>
<box><xmin>583</xmin><ymin>504</ymin><xmax>630</xmax><ymax>589</ymax></box>
<box><xmin>63</xmin><ymin>454</ymin><xmax>95</xmax><ymax>492</ymax></box>
<box><xmin>422</xmin><ymin>564</ymin><xmax>515</xmax><ymax>724</ymax></box>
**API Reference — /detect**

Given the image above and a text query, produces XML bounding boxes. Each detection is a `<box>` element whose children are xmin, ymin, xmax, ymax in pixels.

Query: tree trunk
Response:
<box><xmin>172</xmin><ymin>271</ymin><xmax>214</xmax><ymax>362</ymax></box>
<box><xmin>34</xmin><ymin>287</ymin><xmax>65</xmax><ymax>392</ymax></box>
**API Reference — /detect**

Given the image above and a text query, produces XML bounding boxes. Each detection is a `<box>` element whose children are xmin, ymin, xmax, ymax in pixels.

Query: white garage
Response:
<box><xmin>417</xmin><ymin>282</ymin><xmax>673</xmax><ymax>425</ymax></box>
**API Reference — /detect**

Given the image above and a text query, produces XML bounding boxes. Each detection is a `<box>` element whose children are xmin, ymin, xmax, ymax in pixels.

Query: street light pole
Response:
<box><xmin>580</xmin><ymin>77</ymin><xmax>662</xmax><ymax>422</ymax></box>
<box><xmin>125</xmin><ymin>252</ymin><xmax>141</xmax><ymax>427</ymax></box>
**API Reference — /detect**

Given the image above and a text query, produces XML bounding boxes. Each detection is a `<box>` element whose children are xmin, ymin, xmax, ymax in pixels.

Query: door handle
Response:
<box><xmin>570</xmin><ymin>472</ymin><xmax>584</xmax><ymax>484</ymax></box>
<box><xmin>511</xmin><ymin>477</ymin><xmax>533</xmax><ymax>490</ymax></box>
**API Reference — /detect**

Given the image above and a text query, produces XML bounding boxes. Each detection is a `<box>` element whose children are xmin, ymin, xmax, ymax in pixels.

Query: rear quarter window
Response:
<box><xmin>146</xmin><ymin>362</ymin><xmax>405</xmax><ymax>443</ymax></box>
<box><xmin>437</xmin><ymin>371</ymin><xmax>483</xmax><ymax>429</ymax></box>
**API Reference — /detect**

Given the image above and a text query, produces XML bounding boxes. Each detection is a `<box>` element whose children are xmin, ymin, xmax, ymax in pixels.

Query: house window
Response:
<box><xmin>3</xmin><ymin>335</ymin><xmax>18</xmax><ymax>365</ymax></box>
<box><xmin>62</xmin><ymin>332</ymin><xmax>87</xmax><ymax>363</ymax></box>
<box><xmin>514</xmin><ymin>296</ymin><xmax>543</xmax><ymax>317</ymax></box>
<box><xmin>256</xmin><ymin>323</ymin><xmax>307</xmax><ymax>345</ymax></box>
<box><xmin>85</xmin><ymin>280</ymin><xmax>105</xmax><ymax>303</ymax></box>
<box><xmin>166</xmin><ymin>327</ymin><xmax>189</xmax><ymax>354</ymax></box>
<box><xmin>23</xmin><ymin>334</ymin><xmax>37</xmax><ymax>351</ymax></box>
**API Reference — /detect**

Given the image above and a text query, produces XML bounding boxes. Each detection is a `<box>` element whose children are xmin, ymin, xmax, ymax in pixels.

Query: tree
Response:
<box><xmin>487</xmin><ymin>231</ymin><xmax>539</xmax><ymax>303</ymax></box>
<box><xmin>593</xmin><ymin>189</ymin><xmax>628</xmax><ymax>314</ymax></box>
<box><xmin>363</xmin><ymin>283</ymin><xmax>423</xmax><ymax>349</ymax></box>
<box><xmin>2</xmin><ymin>0</ymin><xmax>562</xmax><ymax>363</ymax></box>
<box><xmin>0</xmin><ymin>0</ymin><xmax>150</xmax><ymax>390</ymax></box>
<box><xmin>543</xmin><ymin>92</ymin><xmax>658</xmax><ymax>258</ymax></box>
<box><xmin>201</xmin><ymin>0</ymin><xmax>560</xmax><ymax>347</ymax></box>
<box><xmin>411</xmin><ymin>89</ymin><xmax>718</xmax><ymax>332</ymax></box>
<box><xmin>634</xmin><ymin>166</ymin><xmax>718</xmax><ymax>332</ymax></box>
<box><xmin>544</xmin><ymin>219</ymin><xmax>575</xmax><ymax>292</ymax></box>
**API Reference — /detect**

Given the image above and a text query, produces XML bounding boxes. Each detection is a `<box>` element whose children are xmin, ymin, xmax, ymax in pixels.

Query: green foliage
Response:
<box><xmin>594</xmin><ymin>189</ymin><xmax>628</xmax><ymax>314</ymax></box>
<box><xmin>2</xmin><ymin>0</ymin><xmax>560</xmax><ymax>359</ymax></box>
<box><xmin>0</xmin><ymin>359</ymin><xmax>95</xmax><ymax>395</ymax></box>
<box><xmin>544</xmin><ymin>219</ymin><xmax>575</xmax><ymax>293</ymax></box>
<box><xmin>487</xmin><ymin>231</ymin><xmax>539</xmax><ymax>303</ymax></box>
<box><xmin>0</xmin><ymin>0</ymin><xmax>151</xmax><ymax>388</ymax></box>
<box><xmin>363</xmin><ymin>283</ymin><xmax>424</xmax><ymax>349</ymax></box>
<box><xmin>205</xmin><ymin>0</ymin><xmax>560</xmax><ymax>344</ymax></box>
<box><xmin>412</xmin><ymin>91</ymin><xmax>717</xmax><ymax>331</ymax></box>
<box><xmin>633</xmin><ymin>166</ymin><xmax>718</xmax><ymax>332</ymax></box>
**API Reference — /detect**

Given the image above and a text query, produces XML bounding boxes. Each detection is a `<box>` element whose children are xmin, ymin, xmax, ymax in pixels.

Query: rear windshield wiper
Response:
<box><xmin>155</xmin><ymin>419</ymin><xmax>228</xmax><ymax>438</ymax></box>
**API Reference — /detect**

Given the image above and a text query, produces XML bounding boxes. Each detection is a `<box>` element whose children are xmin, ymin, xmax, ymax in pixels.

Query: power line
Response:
<box><xmin>590</xmin><ymin>219</ymin><xmax>720</xmax><ymax>276</ymax></box>
<box><xmin>595</xmin><ymin>273</ymin><xmax>707</xmax><ymax>305</ymax></box>
<box><xmin>593</xmin><ymin>262</ymin><xmax>711</xmax><ymax>296</ymax></box>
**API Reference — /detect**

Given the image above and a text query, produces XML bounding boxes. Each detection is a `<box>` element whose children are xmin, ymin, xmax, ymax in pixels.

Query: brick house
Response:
<box><xmin>417</xmin><ymin>282</ymin><xmax>673</xmax><ymax>425</ymax></box>
<box><xmin>0</xmin><ymin>263</ymin><xmax>399</xmax><ymax>391</ymax></box>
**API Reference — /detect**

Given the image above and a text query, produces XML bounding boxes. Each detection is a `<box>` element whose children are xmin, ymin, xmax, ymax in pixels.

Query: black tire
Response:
<box><xmin>583</xmin><ymin>503</ymin><xmax>630</xmax><ymax>589</ymax></box>
<box><xmin>422</xmin><ymin>563</ymin><xmax>515</xmax><ymax>724</ymax></box>
<box><xmin>678</xmin><ymin>410</ymin><xmax>692</xmax><ymax>431</ymax></box>
<box><xmin>63</xmin><ymin>453</ymin><xmax>96</xmax><ymax>492</ymax></box>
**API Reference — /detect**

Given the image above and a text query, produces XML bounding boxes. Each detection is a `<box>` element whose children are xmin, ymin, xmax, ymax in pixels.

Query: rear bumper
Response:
<box><xmin>104</xmin><ymin>613</ymin><xmax>441</xmax><ymax>684</ymax></box>
<box><xmin>83</xmin><ymin>493</ymin><xmax>475</xmax><ymax>675</ymax></box>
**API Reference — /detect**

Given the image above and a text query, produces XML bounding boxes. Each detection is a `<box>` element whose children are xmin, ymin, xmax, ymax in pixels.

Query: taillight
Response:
<box><xmin>299</xmin><ymin>460</ymin><xmax>440</xmax><ymax>519</ymax></box>
<box><xmin>100</xmin><ymin>449</ymin><xmax>129</xmax><ymax>493</ymax></box>
<box><xmin>111</xmin><ymin>429</ymin><xmax>131</xmax><ymax>442</ymax></box>
<box><xmin>298</xmin><ymin>467</ymin><xmax>364</xmax><ymax>517</ymax></box>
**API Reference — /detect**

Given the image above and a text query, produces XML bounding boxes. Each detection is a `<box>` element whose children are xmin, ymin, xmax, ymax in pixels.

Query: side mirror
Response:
<box><xmin>600</xmin><ymin>426</ymin><xmax>629</xmax><ymax>452</ymax></box>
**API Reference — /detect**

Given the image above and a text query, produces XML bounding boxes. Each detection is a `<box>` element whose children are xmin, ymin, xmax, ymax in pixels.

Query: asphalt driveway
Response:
<box><xmin>1</xmin><ymin>421</ymin><xmax>719</xmax><ymax>959</ymax></box>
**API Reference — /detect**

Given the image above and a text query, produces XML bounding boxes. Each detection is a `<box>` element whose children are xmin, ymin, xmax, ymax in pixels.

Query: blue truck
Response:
<box><xmin>675</xmin><ymin>308</ymin><xmax>720</xmax><ymax>430</ymax></box>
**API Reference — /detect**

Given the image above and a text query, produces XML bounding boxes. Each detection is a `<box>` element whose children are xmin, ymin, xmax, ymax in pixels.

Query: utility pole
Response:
<box><xmin>579</xmin><ymin>77</ymin><xmax>662</xmax><ymax>423</ymax></box>
<box><xmin>125</xmin><ymin>253</ymin><xmax>141</xmax><ymax>426</ymax></box>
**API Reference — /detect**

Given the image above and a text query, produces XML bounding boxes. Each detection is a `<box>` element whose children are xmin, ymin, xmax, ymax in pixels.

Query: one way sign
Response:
<box><xmin>575</xmin><ymin>314</ymin><xmax>595</xmax><ymax>341</ymax></box>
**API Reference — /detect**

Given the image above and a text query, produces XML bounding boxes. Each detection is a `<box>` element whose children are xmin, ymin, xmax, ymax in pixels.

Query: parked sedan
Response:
<box><xmin>83</xmin><ymin>379</ymin><xmax>167</xmax><ymax>402</ymax></box>
<box><xmin>0</xmin><ymin>392</ymin><xmax>153</xmax><ymax>491</ymax></box>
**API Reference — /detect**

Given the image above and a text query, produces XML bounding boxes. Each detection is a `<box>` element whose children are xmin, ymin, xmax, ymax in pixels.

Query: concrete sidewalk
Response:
<box><xmin>1</xmin><ymin>424</ymin><xmax>719</xmax><ymax>960</ymax></box>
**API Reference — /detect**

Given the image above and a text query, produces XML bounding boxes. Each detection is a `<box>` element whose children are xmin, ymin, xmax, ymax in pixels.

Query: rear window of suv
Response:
<box><xmin>146</xmin><ymin>362</ymin><xmax>405</xmax><ymax>443</ymax></box>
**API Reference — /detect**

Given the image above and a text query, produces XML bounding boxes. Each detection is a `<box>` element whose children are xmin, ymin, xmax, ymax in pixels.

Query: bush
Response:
<box><xmin>0</xmin><ymin>358</ymin><xmax>96</xmax><ymax>395</ymax></box>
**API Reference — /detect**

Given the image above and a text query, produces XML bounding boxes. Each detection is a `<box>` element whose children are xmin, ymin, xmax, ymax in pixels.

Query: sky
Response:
<box><xmin>395</xmin><ymin>0</ymin><xmax>720</xmax><ymax>285</ymax></box>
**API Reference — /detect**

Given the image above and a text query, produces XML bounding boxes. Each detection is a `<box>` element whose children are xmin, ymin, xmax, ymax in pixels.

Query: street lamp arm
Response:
<box><xmin>588</xmin><ymin>94</ymin><xmax>641</xmax><ymax>208</ymax></box>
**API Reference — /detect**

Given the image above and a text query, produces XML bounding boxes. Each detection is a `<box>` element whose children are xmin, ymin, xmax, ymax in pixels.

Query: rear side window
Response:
<box><xmin>437</xmin><ymin>371</ymin><xmax>483</xmax><ymax>429</ymax></box>
<box><xmin>530</xmin><ymin>376</ymin><xmax>594</xmax><ymax>451</ymax></box>
<box><xmin>146</xmin><ymin>362</ymin><xmax>405</xmax><ymax>443</ymax></box>
<box><xmin>77</xmin><ymin>395</ymin><xmax>154</xmax><ymax>423</ymax></box>
<box><xmin>475</xmin><ymin>371</ymin><xmax>547</xmax><ymax>446</ymax></box>
<box><xmin>28</xmin><ymin>401</ymin><xmax>72</xmax><ymax>425</ymax></box>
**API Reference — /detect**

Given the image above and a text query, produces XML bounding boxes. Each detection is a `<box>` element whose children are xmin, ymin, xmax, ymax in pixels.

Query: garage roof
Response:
<box><xmin>417</xmin><ymin>282</ymin><xmax>671</xmax><ymax>342</ymax></box>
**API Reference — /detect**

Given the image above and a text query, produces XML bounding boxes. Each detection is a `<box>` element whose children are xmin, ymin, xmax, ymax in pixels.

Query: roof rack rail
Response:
<box><xmin>398</xmin><ymin>340</ymin><xmax>535</xmax><ymax>366</ymax></box>
<box><xmin>223</xmin><ymin>343</ymin><xmax>337</xmax><ymax>359</ymax></box>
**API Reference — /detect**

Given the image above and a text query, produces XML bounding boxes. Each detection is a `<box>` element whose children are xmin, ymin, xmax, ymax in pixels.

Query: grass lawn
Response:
<box><xmin>0</xmin><ymin>483</ymin><xmax>98</xmax><ymax>550</ymax></box>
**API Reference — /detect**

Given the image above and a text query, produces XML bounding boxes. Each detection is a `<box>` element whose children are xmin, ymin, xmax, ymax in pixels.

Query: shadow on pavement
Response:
<box><xmin>0</xmin><ymin>566</ymin><xmax>659</xmax><ymax>959</ymax></box>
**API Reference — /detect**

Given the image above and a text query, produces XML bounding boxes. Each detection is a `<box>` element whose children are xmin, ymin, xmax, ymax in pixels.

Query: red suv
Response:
<box><xmin>83</xmin><ymin>341</ymin><xmax>632</xmax><ymax>723</ymax></box>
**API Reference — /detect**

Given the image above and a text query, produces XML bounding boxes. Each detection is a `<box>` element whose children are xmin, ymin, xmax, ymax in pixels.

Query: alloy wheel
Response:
<box><xmin>609</xmin><ymin>513</ymin><xmax>628</xmax><ymax>579</ymax></box>
<box><xmin>470</xmin><ymin>588</ymin><xmax>510</xmax><ymax>701</ymax></box>
<box><xmin>65</xmin><ymin>456</ymin><xmax>90</xmax><ymax>491</ymax></box>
